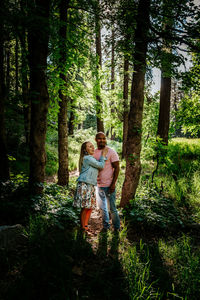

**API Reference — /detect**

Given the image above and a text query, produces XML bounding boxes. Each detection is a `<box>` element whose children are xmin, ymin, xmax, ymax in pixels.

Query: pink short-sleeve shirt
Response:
<box><xmin>93</xmin><ymin>147</ymin><xmax>119</xmax><ymax>187</ymax></box>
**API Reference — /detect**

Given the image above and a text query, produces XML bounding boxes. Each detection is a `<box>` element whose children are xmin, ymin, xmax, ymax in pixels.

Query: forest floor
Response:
<box><xmin>50</xmin><ymin>172</ymin><xmax>130</xmax><ymax>298</ymax></box>
<box><xmin>2</xmin><ymin>174</ymin><xmax>200</xmax><ymax>299</ymax></box>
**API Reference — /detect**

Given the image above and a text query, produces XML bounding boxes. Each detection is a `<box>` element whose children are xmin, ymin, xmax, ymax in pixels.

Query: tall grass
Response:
<box><xmin>140</xmin><ymin>138</ymin><xmax>200</xmax><ymax>222</ymax></box>
<box><xmin>121</xmin><ymin>138</ymin><xmax>200</xmax><ymax>299</ymax></box>
<box><xmin>121</xmin><ymin>239</ymin><xmax>162</xmax><ymax>299</ymax></box>
<box><xmin>159</xmin><ymin>235</ymin><xmax>200</xmax><ymax>299</ymax></box>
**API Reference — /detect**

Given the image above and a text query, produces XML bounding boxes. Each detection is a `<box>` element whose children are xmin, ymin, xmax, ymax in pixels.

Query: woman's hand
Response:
<box><xmin>102</xmin><ymin>147</ymin><xmax>108</xmax><ymax>157</ymax></box>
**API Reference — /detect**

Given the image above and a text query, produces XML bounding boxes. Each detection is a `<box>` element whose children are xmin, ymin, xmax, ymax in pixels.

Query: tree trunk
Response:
<box><xmin>122</xmin><ymin>57</ymin><xmax>129</xmax><ymax>158</ymax></box>
<box><xmin>15</xmin><ymin>38</ymin><xmax>19</xmax><ymax>95</ymax></box>
<box><xmin>157</xmin><ymin>75</ymin><xmax>171</xmax><ymax>145</ymax></box>
<box><xmin>57</xmin><ymin>0</ymin><xmax>69</xmax><ymax>186</ymax></box>
<box><xmin>120</xmin><ymin>0</ymin><xmax>150</xmax><ymax>207</ymax></box>
<box><xmin>20</xmin><ymin>0</ymin><xmax>31</xmax><ymax>145</ymax></box>
<box><xmin>68</xmin><ymin>97</ymin><xmax>75</xmax><ymax>136</ymax></box>
<box><xmin>5</xmin><ymin>42</ymin><xmax>10</xmax><ymax>101</ymax></box>
<box><xmin>95</xmin><ymin>1</ymin><xmax>104</xmax><ymax>132</ymax></box>
<box><xmin>0</xmin><ymin>23</ymin><xmax>10</xmax><ymax>181</ymax></box>
<box><xmin>110</xmin><ymin>28</ymin><xmax>115</xmax><ymax>140</ymax></box>
<box><xmin>157</xmin><ymin>2</ymin><xmax>173</xmax><ymax>146</ymax></box>
<box><xmin>28</xmin><ymin>0</ymin><xmax>50</xmax><ymax>193</ymax></box>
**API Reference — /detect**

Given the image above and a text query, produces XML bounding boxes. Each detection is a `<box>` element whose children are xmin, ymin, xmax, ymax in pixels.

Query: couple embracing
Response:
<box><xmin>73</xmin><ymin>132</ymin><xmax>120</xmax><ymax>232</ymax></box>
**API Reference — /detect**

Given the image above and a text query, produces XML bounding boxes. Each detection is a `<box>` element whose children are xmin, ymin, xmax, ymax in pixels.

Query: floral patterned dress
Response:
<box><xmin>73</xmin><ymin>182</ymin><xmax>96</xmax><ymax>209</ymax></box>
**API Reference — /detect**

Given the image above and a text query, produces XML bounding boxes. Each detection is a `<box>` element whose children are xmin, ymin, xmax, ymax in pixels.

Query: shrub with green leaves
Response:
<box><xmin>0</xmin><ymin>173</ymin><xmax>30</xmax><ymax>224</ymax></box>
<box><xmin>45</xmin><ymin>144</ymin><xmax>58</xmax><ymax>175</ymax></box>
<box><xmin>125</xmin><ymin>186</ymin><xmax>189</xmax><ymax>230</ymax></box>
<box><xmin>42</xmin><ymin>183</ymin><xmax>79</xmax><ymax>228</ymax></box>
<box><xmin>0</xmin><ymin>174</ymin><xmax>79</xmax><ymax>227</ymax></box>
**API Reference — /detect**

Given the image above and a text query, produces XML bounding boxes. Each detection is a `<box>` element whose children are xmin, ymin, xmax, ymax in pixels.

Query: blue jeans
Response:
<box><xmin>97</xmin><ymin>187</ymin><xmax>120</xmax><ymax>230</ymax></box>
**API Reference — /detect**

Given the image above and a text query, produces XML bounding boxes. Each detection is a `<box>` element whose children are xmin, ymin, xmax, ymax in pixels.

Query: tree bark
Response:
<box><xmin>95</xmin><ymin>1</ymin><xmax>104</xmax><ymax>132</ymax></box>
<box><xmin>15</xmin><ymin>37</ymin><xmax>19</xmax><ymax>95</ymax></box>
<box><xmin>110</xmin><ymin>28</ymin><xmax>115</xmax><ymax>140</ymax></box>
<box><xmin>122</xmin><ymin>57</ymin><xmax>129</xmax><ymax>158</ymax></box>
<box><xmin>68</xmin><ymin>97</ymin><xmax>75</xmax><ymax>136</ymax></box>
<box><xmin>157</xmin><ymin>2</ymin><xmax>173</xmax><ymax>146</ymax></box>
<box><xmin>0</xmin><ymin>22</ymin><xmax>10</xmax><ymax>181</ymax></box>
<box><xmin>57</xmin><ymin>0</ymin><xmax>69</xmax><ymax>186</ymax></box>
<box><xmin>28</xmin><ymin>0</ymin><xmax>50</xmax><ymax>193</ymax></box>
<box><xmin>157</xmin><ymin>75</ymin><xmax>171</xmax><ymax>145</ymax></box>
<box><xmin>20</xmin><ymin>0</ymin><xmax>31</xmax><ymax>145</ymax></box>
<box><xmin>5</xmin><ymin>42</ymin><xmax>10</xmax><ymax>101</ymax></box>
<box><xmin>120</xmin><ymin>0</ymin><xmax>150</xmax><ymax>207</ymax></box>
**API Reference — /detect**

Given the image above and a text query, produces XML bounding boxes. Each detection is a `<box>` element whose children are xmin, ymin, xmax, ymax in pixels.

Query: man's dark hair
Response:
<box><xmin>96</xmin><ymin>132</ymin><xmax>105</xmax><ymax>138</ymax></box>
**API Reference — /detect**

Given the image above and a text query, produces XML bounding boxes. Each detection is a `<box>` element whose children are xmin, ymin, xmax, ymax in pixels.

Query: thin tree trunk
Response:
<box><xmin>95</xmin><ymin>1</ymin><xmax>104</xmax><ymax>132</ymax></box>
<box><xmin>15</xmin><ymin>37</ymin><xmax>19</xmax><ymax>95</ymax></box>
<box><xmin>157</xmin><ymin>7</ymin><xmax>173</xmax><ymax>146</ymax></box>
<box><xmin>57</xmin><ymin>0</ymin><xmax>69</xmax><ymax>186</ymax></box>
<box><xmin>6</xmin><ymin>42</ymin><xmax>10</xmax><ymax>101</ymax></box>
<box><xmin>120</xmin><ymin>0</ymin><xmax>150</xmax><ymax>207</ymax></box>
<box><xmin>28</xmin><ymin>0</ymin><xmax>50</xmax><ymax>193</ymax></box>
<box><xmin>122</xmin><ymin>57</ymin><xmax>129</xmax><ymax>158</ymax></box>
<box><xmin>20</xmin><ymin>0</ymin><xmax>31</xmax><ymax>145</ymax></box>
<box><xmin>21</xmin><ymin>34</ymin><xmax>30</xmax><ymax>145</ymax></box>
<box><xmin>0</xmin><ymin>23</ymin><xmax>10</xmax><ymax>181</ymax></box>
<box><xmin>157</xmin><ymin>75</ymin><xmax>171</xmax><ymax>145</ymax></box>
<box><xmin>110</xmin><ymin>29</ymin><xmax>115</xmax><ymax>140</ymax></box>
<box><xmin>68</xmin><ymin>97</ymin><xmax>75</xmax><ymax>136</ymax></box>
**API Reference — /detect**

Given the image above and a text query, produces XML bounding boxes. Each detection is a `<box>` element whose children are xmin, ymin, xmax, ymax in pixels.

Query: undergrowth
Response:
<box><xmin>125</xmin><ymin>186</ymin><xmax>189</xmax><ymax>231</ymax></box>
<box><xmin>1</xmin><ymin>138</ymin><xmax>200</xmax><ymax>299</ymax></box>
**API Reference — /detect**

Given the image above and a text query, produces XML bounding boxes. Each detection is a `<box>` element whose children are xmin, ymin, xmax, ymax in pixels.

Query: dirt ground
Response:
<box><xmin>45</xmin><ymin>173</ymin><xmax>122</xmax><ymax>253</ymax></box>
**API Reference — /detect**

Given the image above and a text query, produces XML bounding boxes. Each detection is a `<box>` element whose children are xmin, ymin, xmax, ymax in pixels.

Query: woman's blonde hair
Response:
<box><xmin>79</xmin><ymin>141</ymin><xmax>90</xmax><ymax>173</ymax></box>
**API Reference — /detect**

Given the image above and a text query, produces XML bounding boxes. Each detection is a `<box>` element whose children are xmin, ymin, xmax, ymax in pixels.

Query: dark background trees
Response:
<box><xmin>0</xmin><ymin>0</ymin><xmax>200</xmax><ymax>201</ymax></box>
<box><xmin>1</xmin><ymin>1</ymin><xmax>200</xmax><ymax>299</ymax></box>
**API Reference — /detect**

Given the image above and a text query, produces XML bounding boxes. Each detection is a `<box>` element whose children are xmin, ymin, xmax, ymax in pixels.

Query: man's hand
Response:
<box><xmin>109</xmin><ymin>161</ymin><xmax>120</xmax><ymax>194</ymax></box>
<box><xmin>109</xmin><ymin>184</ymin><xmax>115</xmax><ymax>194</ymax></box>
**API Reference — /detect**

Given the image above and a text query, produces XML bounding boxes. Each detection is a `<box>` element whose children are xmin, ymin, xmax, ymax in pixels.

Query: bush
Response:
<box><xmin>125</xmin><ymin>186</ymin><xmax>190</xmax><ymax>231</ymax></box>
<box><xmin>0</xmin><ymin>174</ymin><xmax>79</xmax><ymax>227</ymax></box>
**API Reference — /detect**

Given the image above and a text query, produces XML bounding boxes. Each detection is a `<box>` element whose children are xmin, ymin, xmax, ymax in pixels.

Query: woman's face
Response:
<box><xmin>86</xmin><ymin>142</ymin><xmax>95</xmax><ymax>155</ymax></box>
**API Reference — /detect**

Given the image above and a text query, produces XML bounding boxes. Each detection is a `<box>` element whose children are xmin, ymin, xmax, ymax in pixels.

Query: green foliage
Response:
<box><xmin>0</xmin><ymin>173</ymin><xmax>30</xmax><ymax>224</ymax></box>
<box><xmin>7</xmin><ymin>223</ymin><xmax>94</xmax><ymax>300</ymax></box>
<box><xmin>68</xmin><ymin>128</ymin><xmax>96</xmax><ymax>170</ymax></box>
<box><xmin>141</xmin><ymin>93</ymin><xmax>160</xmax><ymax>161</ymax></box>
<box><xmin>168</xmin><ymin>138</ymin><xmax>200</xmax><ymax>160</ymax></box>
<box><xmin>45</xmin><ymin>144</ymin><xmax>58</xmax><ymax>176</ymax></box>
<box><xmin>0</xmin><ymin>173</ymin><xmax>79</xmax><ymax>227</ymax></box>
<box><xmin>174</xmin><ymin>236</ymin><xmax>200</xmax><ymax>298</ymax></box>
<box><xmin>159</xmin><ymin>235</ymin><xmax>200</xmax><ymax>299</ymax></box>
<box><xmin>41</xmin><ymin>183</ymin><xmax>79</xmax><ymax>228</ymax></box>
<box><xmin>122</xmin><ymin>240</ymin><xmax>162</xmax><ymax>299</ymax></box>
<box><xmin>181</xmin><ymin>53</ymin><xmax>200</xmax><ymax>94</ymax></box>
<box><xmin>125</xmin><ymin>186</ymin><xmax>187</xmax><ymax>231</ymax></box>
<box><xmin>175</xmin><ymin>93</ymin><xmax>200</xmax><ymax>137</ymax></box>
<box><xmin>152</xmin><ymin>139</ymin><xmax>200</xmax><ymax>202</ymax></box>
<box><xmin>5</xmin><ymin>105</ymin><xmax>29</xmax><ymax>175</ymax></box>
<box><xmin>45</xmin><ymin>127</ymin><xmax>124</xmax><ymax>176</ymax></box>
<box><xmin>48</xmin><ymin>3</ymin><xmax>94</xmax><ymax>130</ymax></box>
<box><xmin>139</xmin><ymin>138</ymin><xmax>200</xmax><ymax>221</ymax></box>
<box><xmin>174</xmin><ymin>53</ymin><xmax>200</xmax><ymax>138</ymax></box>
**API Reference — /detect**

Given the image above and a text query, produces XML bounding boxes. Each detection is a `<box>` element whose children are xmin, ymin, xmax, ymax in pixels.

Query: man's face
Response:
<box><xmin>96</xmin><ymin>133</ymin><xmax>107</xmax><ymax>149</ymax></box>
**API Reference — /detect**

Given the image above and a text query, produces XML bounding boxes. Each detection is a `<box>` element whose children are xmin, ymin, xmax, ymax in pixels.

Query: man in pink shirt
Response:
<box><xmin>93</xmin><ymin>132</ymin><xmax>120</xmax><ymax>231</ymax></box>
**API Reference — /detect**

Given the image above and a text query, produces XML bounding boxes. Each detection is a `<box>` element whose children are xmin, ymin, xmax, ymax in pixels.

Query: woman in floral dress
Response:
<box><xmin>73</xmin><ymin>141</ymin><xmax>108</xmax><ymax>231</ymax></box>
